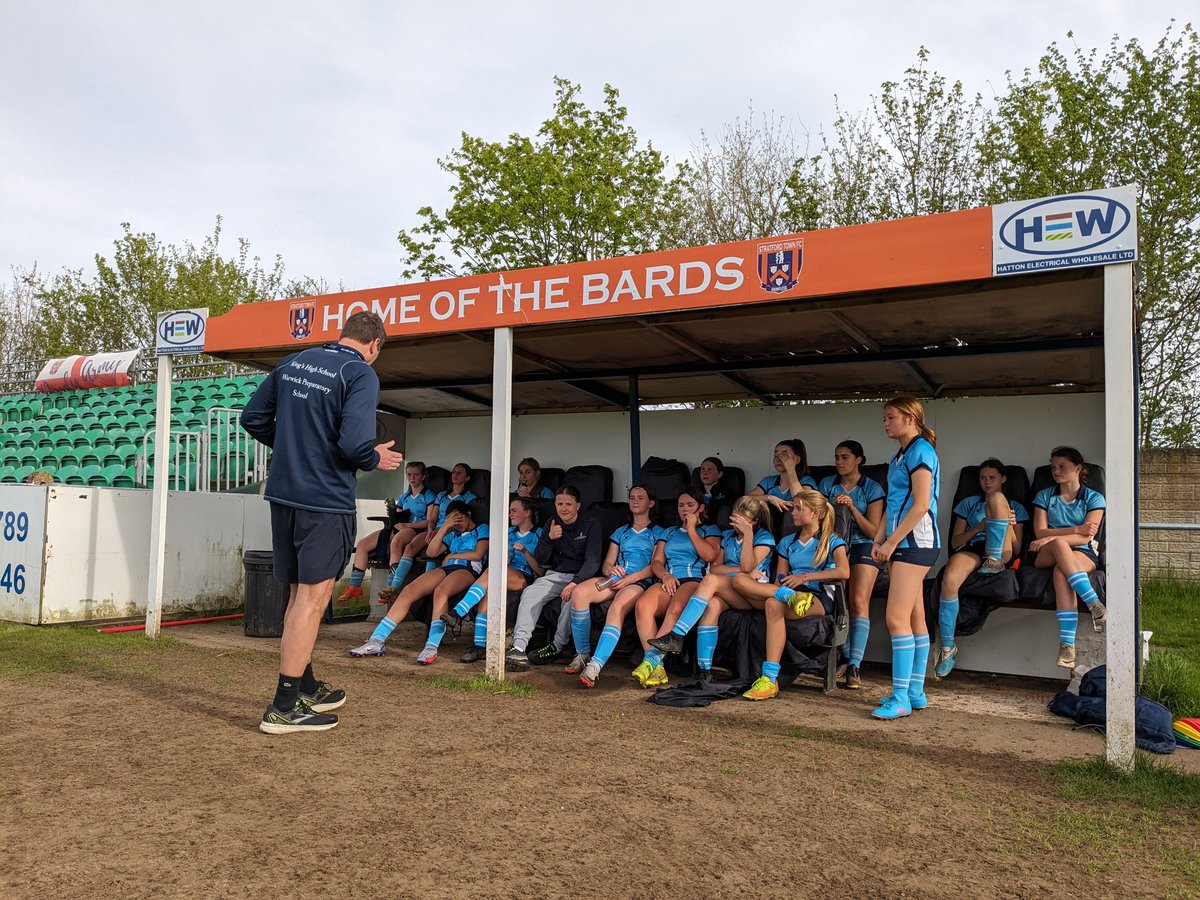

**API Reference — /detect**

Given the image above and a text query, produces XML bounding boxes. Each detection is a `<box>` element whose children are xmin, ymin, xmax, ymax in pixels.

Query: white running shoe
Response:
<box><xmin>416</xmin><ymin>644</ymin><xmax>438</xmax><ymax>665</ymax></box>
<box><xmin>348</xmin><ymin>638</ymin><xmax>386</xmax><ymax>657</ymax></box>
<box><xmin>563</xmin><ymin>652</ymin><xmax>590</xmax><ymax>674</ymax></box>
<box><xmin>580</xmin><ymin>660</ymin><xmax>602</xmax><ymax>687</ymax></box>
<box><xmin>978</xmin><ymin>556</ymin><xmax>1004</xmax><ymax>575</ymax></box>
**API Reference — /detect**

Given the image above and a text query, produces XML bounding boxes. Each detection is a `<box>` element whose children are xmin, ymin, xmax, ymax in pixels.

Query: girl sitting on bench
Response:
<box><xmin>818</xmin><ymin>440</ymin><xmax>885</xmax><ymax>689</ymax></box>
<box><xmin>452</xmin><ymin>496</ymin><xmax>544</xmax><ymax>663</ymax></box>
<box><xmin>934</xmin><ymin>458</ymin><xmax>1029</xmax><ymax>679</ymax></box>
<box><xmin>750</xmin><ymin>439</ymin><xmax>817</xmax><ymax>513</ymax></box>
<box><xmin>337</xmin><ymin>460</ymin><xmax>434</xmax><ymax>603</ymax></box>
<box><xmin>735</xmin><ymin>487</ymin><xmax>849</xmax><ymax>701</ymax></box>
<box><xmin>567</xmin><ymin>485</ymin><xmax>659</xmax><ymax>687</ymax></box>
<box><xmin>631</xmin><ymin>488</ymin><xmax>722</xmax><ymax>688</ymax></box>
<box><xmin>349</xmin><ymin>500</ymin><xmax>489</xmax><ymax>665</ymax></box>
<box><xmin>1029</xmin><ymin>446</ymin><xmax>1106</xmax><ymax>670</ymax></box>
<box><xmin>646</xmin><ymin>495</ymin><xmax>775</xmax><ymax>681</ymax></box>
<box><xmin>514</xmin><ymin>457</ymin><xmax>554</xmax><ymax>500</ymax></box>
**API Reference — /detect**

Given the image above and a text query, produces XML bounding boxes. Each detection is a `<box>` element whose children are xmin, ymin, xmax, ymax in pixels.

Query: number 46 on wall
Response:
<box><xmin>0</xmin><ymin>563</ymin><xmax>26</xmax><ymax>594</ymax></box>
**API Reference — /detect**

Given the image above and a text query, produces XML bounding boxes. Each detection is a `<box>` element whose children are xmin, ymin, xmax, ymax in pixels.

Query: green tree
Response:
<box><xmin>397</xmin><ymin>78</ymin><xmax>689</xmax><ymax>279</ymax></box>
<box><xmin>980</xmin><ymin>25</ymin><xmax>1200</xmax><ymax>447</ymax></box>
<box><xmin>786</xmin><ymin>48</ymin><xmax>986</xmax><ymax>230</ymax></box>
<box><xmin>27</xmin><ymin>217</ymin><xmax>302</xmax><ymax>359</ymax></box>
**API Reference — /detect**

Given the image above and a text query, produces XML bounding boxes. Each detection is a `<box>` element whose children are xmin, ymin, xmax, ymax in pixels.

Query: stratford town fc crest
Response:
<box><xmin>757</xmin><ymin>239</ymin><xmax>803</xmax><ymax>294</ymax></box>
<box><xmin>289</xmin><ymin>300</ymin><xmax>315</xmax><ymax>340</ymax></box>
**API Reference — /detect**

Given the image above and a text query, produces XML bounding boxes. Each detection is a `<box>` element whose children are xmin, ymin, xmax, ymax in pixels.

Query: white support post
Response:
<box><xmin>485</xmin><ymin>327</ymin><xmax>514</xmax><ymax>679</ymax></box>
<box><xmin>145</xmin><ymin>354</ymin><xmax>173</xmax><ymax>638</ymax></box>
<box><xmin>1103</xmin><ymin>262</ymin><xmax>1136</xmax><ymax>771</ymax></box>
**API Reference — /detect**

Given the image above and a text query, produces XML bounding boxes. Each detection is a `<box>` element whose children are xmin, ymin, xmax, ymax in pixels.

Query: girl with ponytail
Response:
<box><xmin>871</xmin><ymin>396</ymin><xmax>941</xmax><ymax>720</ymax></box>
<box><xmin>734</xmin><ymin>488</ymin><xmax>850</xmax><ymax>701</ymax></box>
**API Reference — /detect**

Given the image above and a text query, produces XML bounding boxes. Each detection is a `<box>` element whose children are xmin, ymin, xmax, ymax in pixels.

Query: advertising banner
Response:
<box><xmin>34</xmin><ymin>350</ymin><xmax>140</xmax><ymax>393</ymax></box>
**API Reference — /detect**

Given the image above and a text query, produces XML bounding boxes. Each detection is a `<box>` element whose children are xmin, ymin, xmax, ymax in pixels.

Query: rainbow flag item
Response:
<box><xmin>1174</xmin><ymin>718</ymin><xmax>1200</xmax><ymax>749</ymax></box>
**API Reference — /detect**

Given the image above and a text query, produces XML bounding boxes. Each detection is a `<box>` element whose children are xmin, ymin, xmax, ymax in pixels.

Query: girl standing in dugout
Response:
<box><xmin>818</xmin><ymin>440</ymin><xmax>885</xmax><ymax>689</ymax></box>
<box><xmin>337</xmin><ymin>460</ymin><xmax>435</xmax><ymax>604</ymax></box>
<box><xmin>934</xmin><ymin>458</ymin><xmax>1029</xmax><ymax>679</ymax></box>
<box><xmin>1028</xmin><ymin>446</ymin><xmax>1106</xmax><ymax>670</ymax></box>
<box><xmin>452</xmin><ymin>496</ymin><xmax>544</xmax><ymax>663</ymax></box>
<box><xmin>735</xmin><ymin>487</ymin><xmax>850</xmax><ymax>700</ymax></box>
<box><xmin>568</xmin><ymin>485</ymin><xmax>659</xmax><ymax>688</ymax></box>
<box><xmin>378</xmin><ymin>462</ymin><xmax>477</xmax><ymax>603</ymax></box>
<box><xmin>348</xmin><ymin>500</ymin><xmax>488</xmax><ymax>665</ymax></box>
<box><xmin>632</xmin><ymin>488</ymin><xmax>722</xmax><ymax>688</ymax></box>
<box><xmin>646</xmin><ymin>495</ymin><xmax>776</xmax><ymax>681</ymax></box>
<box><xmin>871</xmin><ymin>397</ymin><xmax>940</xmax><ymax>720</ymax></box>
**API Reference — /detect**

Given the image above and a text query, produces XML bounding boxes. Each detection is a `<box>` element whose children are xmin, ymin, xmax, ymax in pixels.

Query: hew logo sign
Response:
<box><xmin>993</xmin><ymin>185</ymin><xmax>1137</xmax><ymax>276</ymax></box>
<box><xmin>155</xmin><ymin>308</ymin><xmax>208</xmax><ymax>356</ymax></box>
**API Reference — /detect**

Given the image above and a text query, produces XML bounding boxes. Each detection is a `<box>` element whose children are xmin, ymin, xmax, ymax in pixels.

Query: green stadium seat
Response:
<box><xmin>84</xmin><ymin>466</ymin><xmax>109</xmax><ymax>486</ymax></box>
<box><xmin>112</xmin><ymin>433</ymin><xmax>136</xmax><ymax>451</ymax></box>
<box><xmin>18</xmin><ymin>452</ymin><xmax>38</xmax><ymax>468</ymax></box>
<box><xmin>34</xmin><ymin>448</ymin><xmax>56</xmax><ymax>467</ymax></box>
<box><xmin>101</xmin><ymin>450</ymin><xmax>124</xmax><ymax>467</ymax></box>
<box><xmin>65</xmin><ymin>465</ymin><xmax>92</xmax><ymax>485</ymax></box>
<box><xmin>132</xmin><ymin>413</ymin><xmax>153</xmax><ymax>430</ymax></box>
<box><xmin>36</xmin><ymin>434</ymin><xmax>55</xmax><ymax>450</ymax></box>
<box><xmin>43</xmin><ymin>408</ymin><xmax>64</xmax><ymax>422</ymax></box>
<box><xmin>53</xmin><ymin>434</ymin><xmax>75</xmax><ymax>450</ymax></box>
<box><xmin>17</xmin><ymin>436</ymin><xmax>37</xmax><ymax>451</ymax></box>
<box><xmin>54</xmin><ymin>464</ymin><xmax>78</xmax><ymax>482</ymax></box>
<box><xmin>77</xmin><ymin>450</ymin><xmax>102</xmax><ymax>468</ymax></box>
<box><xmin>13</xmin><ymin>465</ymin><xmax>35</xmax><ymax>482</ymax></box>
<box><xmin>103</xmin><ymin>464</ymin><xmax>133</xmax><ymax>487</ymax></box>
<box><xmin>0</xmin><ymin>465</ymin><xmax>15</xmax><ymax>483</ymax></box>
<box><xmin>56</xmin><ymin>451</ymin><xmax>81</xmax><ymax>468</ymax></box>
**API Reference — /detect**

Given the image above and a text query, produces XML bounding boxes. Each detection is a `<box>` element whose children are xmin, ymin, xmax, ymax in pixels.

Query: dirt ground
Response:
<box><xmin>2</xmin><ymin>618</ymin><xmax>1197</xmax><ymax>899</ymax></box>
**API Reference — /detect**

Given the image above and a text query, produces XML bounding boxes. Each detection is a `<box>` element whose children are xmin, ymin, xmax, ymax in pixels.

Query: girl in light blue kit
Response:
<box><xmin>631</xmin><ymin>488</ymin><xmax>722</xmax><ymax>688</ymax></box>
<box><xmin>338</xmin><ymin>460</ymin><xmax>435</xmax><ymax>603</ymax></box>
<box><xmin>871</xmin><ymin>397</ymin><xmax>940</xmax><ymax>720</ymax></box>
<box><xmin>734</xmin><ymin>487</ymin><xmax>850</xmax><ymax>700</ymax></box>
<box><xmin>567</xmin><ymin>485</ymin><xmax>659</xmax><ymax>687</ymax></box>
<box><xmin>749</xmin><ymin>439</ymin><xmax>818</xmax><ymax>514</ymax></box>
<box><xmin>647</xmin><ymin>495</ymin><xmax>776</xmax><ymax>680</ymax></box>
<box><xmin>453</xmin><ymin>496</ymin><xmax>544</xmax><ymax>663</ymax></box>
<box><xmin>1028</xmin><ymin>446</ymin><xmax>1106</xmax><ymax>670</ymax></box>
<box><xmin>934</xmin><ymin>458</ymin><xmax>1029</xmax><ymax>679</ymax></box>
<box><xmin>819</xmin><ymin>440</ymin><xmax>885</xmax><ymax>689</ymax></box>
<box><xmin>514</xmin><ymin>457</ymin><xmax>555</xmax><ymax>500</ymax></box>
<box><xmin>379</xmin><ymin>462</ymin><xmax>478</xmax><ymax>602</ymax></box>
<box><xmin>349</xmin><ymin>500</ymin><xmax>489</xmax><ymax>665</ymax></box>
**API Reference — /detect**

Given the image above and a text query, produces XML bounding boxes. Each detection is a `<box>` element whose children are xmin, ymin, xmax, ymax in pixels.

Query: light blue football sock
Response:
<box><xmin>642</xmin><ymin>647</ymin><xmax>665</xmax><ymax>669</ymax></box>
<box><xmin>1067</xmin><ymin>571</ymin><xmax>1100</xmax><ymax>607</ymax></box>
<box><xmin>369</xmin><ymin>617</ymin><xmax>398</xmax><ymax>644</ymax></box>
<box><xmin>910</xmin><ymin>633</ymin><xmax>930</xmax><ymax>693</ymax></box>
<box><xmin>349</xmin><ymin>568</ymin><xmax>365</xmax><ymax>588</ymax></box>
<box><xmin>772</xmin><ymin>586</ymin><xmax>793</xmax><ymax>604</ymax></box>
<box><xmin>696</xmin><ymin>625</ymin><xmax>718</xmax><ymax>670</ymax></box>
<box><xmin>762</xmin><ymin>660</ymin><xmax>781</xmax><ymax>683</ymax></box>
<box><xmin>1057</xmin><ymin>610</ymin><xmax>1078</xmax><ymax>645</ymax></box>
<box><xmin>890</xmin><ymin>634</ymin><xmax>916</xmax><ymax>701</ymax></box>
<box><xmin>591</xmin><ymin>625</ymin><xmax>622</xmax><ymax>668</ymax></box>
<box><xmin>672</xmin><ymin>595</ymin><xmax>709</xmax><ymax>636</ymax></box>
<box><xmin>847</xmin><ymin>616</ymin><xmax>870</xmax><ymax>667</ymax></box>
<box><xmin>388</xmin><ymin>557</ymin><xmax>413</xmax><ymax>588</ymax></box>
<box><xmin>938</xmin><ymin>597</ymin><xmax>960</xmax><ymax>648</ymax></box>
<box><xmin>984</xmin><ymin>517</ymin><xmax>1007</xmax><ymax>560</ymax></box>
<box><xmin>570</xmin><ymin>608</ymin><xmax>592</xmax><ymax>654</ymax></box>
<box><xmin>454</xmin><ymin>584</ymin><xmax>486</xmax><ymax>618</ymax></box>
<box><xmin>473</xmin><ymin>612</ymin><xmax>487</xmax><ymax>647</ymax></box>
<box><xmin>426</xmin><ymin>618</ymin><xmax>447</xmax><ymax>649</ymax></box>
<box><xmin>424</xmin><ymin>560</ymin><xmax>436</xmax><ymax>573</ymax></box>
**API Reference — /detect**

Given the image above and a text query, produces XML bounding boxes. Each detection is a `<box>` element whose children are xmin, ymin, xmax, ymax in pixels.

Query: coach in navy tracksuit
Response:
<box><xmin>242</xmin><ymin>312</ymin><xmax>403</xmax><ymax>734</ymax></box>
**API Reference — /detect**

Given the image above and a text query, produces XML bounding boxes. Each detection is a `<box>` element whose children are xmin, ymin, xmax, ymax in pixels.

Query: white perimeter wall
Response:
<box><xmin>0</xmin><ymin>484</ymin><xmax>385</xmax><ymax>624</ymax></box>
<box><xmin>403</xmin><ymin>393</ymin><xmax>1105</xmax><ymax>549</ymax></box>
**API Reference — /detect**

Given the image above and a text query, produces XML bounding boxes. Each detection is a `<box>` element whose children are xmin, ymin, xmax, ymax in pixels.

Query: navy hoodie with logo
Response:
<box><xmin>241</xmin><ymin>342</ymin><xmax>380</xmax><ymax>514</ymax></box>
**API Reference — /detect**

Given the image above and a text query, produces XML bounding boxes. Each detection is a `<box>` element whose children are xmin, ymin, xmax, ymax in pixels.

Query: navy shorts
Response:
<box><xmin>1073</xmin><ymin>545</ymin><xmax>1101</xmax><ymax>566</ymax></box>
<box><xmin>441</xmin><ymin>563</ymin><xmax>479</xmax><ymax>577</ymax></box>
<box><xmin>672</xmin><ymin>576</ymin><xmax>703</xmax><ymax>585</ymax></box>
<box><xmin>270</xmin><ymin>503</ymin><xmax>356</xmax><ymax>585</ymax></box>
<box><xmin>890</xmin><ymin>546</ymin><xmax>940</xmax><ymax>568</ymax></box>
<box><xmin>850</xmin><ymin>543</ymin><xmax>884</xmax><ymax>570</ymax></box>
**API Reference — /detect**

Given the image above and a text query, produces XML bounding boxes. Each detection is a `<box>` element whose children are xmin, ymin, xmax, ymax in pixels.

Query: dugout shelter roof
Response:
<box><xmin>204</xmin><ymin>193</ymin><xmax>1130</xmax><ymax>416</ymax></box>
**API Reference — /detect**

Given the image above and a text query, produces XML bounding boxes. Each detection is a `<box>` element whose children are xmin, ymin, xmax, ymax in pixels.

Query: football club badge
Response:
<box><xmin>757</xmin><ymin>239</ymin><xmax>803</xmax><ymax>294</ymax></box>
<box><xmin>289</xmin><ymin>300</ymin><xmax>315</xmax><ymax>340</ymax></box>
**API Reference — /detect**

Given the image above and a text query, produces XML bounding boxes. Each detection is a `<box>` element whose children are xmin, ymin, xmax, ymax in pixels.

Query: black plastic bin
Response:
<box><xmin>243</xmin><ymin>550</ymin><xmax>290</xmax><ymax>637</ymax></box>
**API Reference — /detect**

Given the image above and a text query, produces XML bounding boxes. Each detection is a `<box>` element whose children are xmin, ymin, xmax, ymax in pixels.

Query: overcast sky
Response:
<box><xmin>0</xmin><ymin>2</ymin><xmax>1190</xmax><ymax>293</ymax></box>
